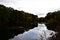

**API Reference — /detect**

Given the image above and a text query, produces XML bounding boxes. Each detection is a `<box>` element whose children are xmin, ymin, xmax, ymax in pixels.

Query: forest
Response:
<box><xmin>0</xmin><ymin>4</ymin><xmax>60</xmax><ymax>40</ymax></box>
<box><xmin>0</xmin><ymin>4</ymin><xmax>38</xmax><ymax>40</ymax></box>
<box><xmin>0</xmin><ymin>4</ymin><xmax>38</xmax><ymax>27</ymax></box>
<box><xmin>39</xmin><ymin>10</ymin><xmax>60</xmax><ymax>40</ymax></box>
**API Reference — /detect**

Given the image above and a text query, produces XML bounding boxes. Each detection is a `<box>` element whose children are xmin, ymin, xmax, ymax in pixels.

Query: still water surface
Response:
<box><xmin>9</xmin><ymin>24</ymin><xmax>56</xmax><ymax>40</ymax></box>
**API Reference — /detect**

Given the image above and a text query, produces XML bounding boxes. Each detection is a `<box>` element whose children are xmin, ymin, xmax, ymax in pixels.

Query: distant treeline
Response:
<box><xmin>0</xmin><ymin>4</ymin><xmax>38</xmax><ymax>27</ymax></box>
<box><xmin>39</xmin><ymin>11</ymin><xmax>60</xmax><ymax>25</ymax></box>
<box><xmin>45</xmin><ymin>11</ymin><xmax>60</xmax><ymax>25</ymax></box>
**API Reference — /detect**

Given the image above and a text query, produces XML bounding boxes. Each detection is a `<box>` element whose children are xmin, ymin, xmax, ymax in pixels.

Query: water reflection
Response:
<box><xmin>9</xmin><ymin>24</ymin><xmax>56</xmax><ymax>40</ymax></box>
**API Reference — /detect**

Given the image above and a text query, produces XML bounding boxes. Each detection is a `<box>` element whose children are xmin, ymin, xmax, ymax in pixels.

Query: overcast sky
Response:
<box><xmin>0</xmin><ymin>0</ymin><xmax>60</xmax><ymax>17</ymax></box>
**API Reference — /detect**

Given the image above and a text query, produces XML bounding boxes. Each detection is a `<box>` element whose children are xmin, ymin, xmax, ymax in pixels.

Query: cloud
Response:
<box><xmin>0</xmin><ymin>0</ymin><xmax>60</xmax><ymax>17</ymax></box>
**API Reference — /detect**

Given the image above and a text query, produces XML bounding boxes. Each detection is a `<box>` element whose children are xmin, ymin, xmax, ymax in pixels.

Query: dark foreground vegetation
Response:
<box><xmin>0</xmin><ymin>4</ymin><xmax>38</xmax><ymax>40</ymax></box>
<box><xmin>39</xmin><ymin>11</ymin><xmax>60</xmax><ymax>40</ymax></box>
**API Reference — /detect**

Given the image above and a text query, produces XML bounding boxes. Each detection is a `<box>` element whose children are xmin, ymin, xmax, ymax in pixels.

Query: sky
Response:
<box><xmin>0</xmin><ymin>0</ymin><xmax>60</xmax><ymax>17</ymax></box>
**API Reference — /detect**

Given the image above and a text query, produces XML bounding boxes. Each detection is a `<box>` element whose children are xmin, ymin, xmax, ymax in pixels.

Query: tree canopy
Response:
<box><xmin>45</xmin><ymin>11</ymin><xmax>60</xmax><ymax>24</ymax></box>
<box><xmin>0</xmin><ymin>4</ymin><xmax>38</xmax><ymax>27</ymax></box>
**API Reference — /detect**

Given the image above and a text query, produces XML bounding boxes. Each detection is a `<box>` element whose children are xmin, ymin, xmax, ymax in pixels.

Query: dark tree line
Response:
<box><xmin>45</xmin><ymin>11</ymin><xmax>60</xmax><ymax>25</ymax></box>
<box><xmin>44</xmin><ymin>11</ymin><xmax>60</xmax><ymax>40</ymax></box>
<box><xmin>0</xmin><ymin>4</ymin><xmax>38</xmax><ymax>40</ymax></box>
<box><xmin>38</xmin><ymin>17</ymin><xmax>45</xmax><ymax>23</ymax></box>
<box><xmin>39</xmin><ymin>10</ymin><xmax>60</xmax><ymax>25</ymax></box>
<box><xmin>0</xmin><ymin>4</ymin><xmax>38</xmax><ymax>27</ymax></box>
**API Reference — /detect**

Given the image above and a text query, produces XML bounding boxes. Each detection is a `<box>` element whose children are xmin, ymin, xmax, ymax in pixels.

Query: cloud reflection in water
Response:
<box><xmin>9</xmin><ymin>24</ymin><xmax>56</xmax><ymax>40</ymax></box>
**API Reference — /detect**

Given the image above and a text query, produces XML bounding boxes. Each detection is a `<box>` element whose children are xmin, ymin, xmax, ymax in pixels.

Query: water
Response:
<box><xmin>9</xmin><ymin>24</ymin><xmax>56</xmax><ymax>40</ymax></box>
